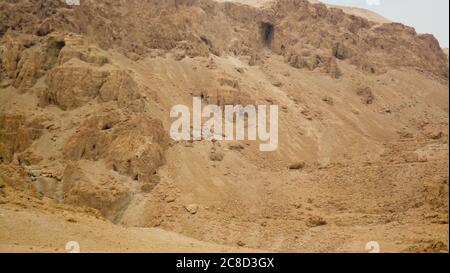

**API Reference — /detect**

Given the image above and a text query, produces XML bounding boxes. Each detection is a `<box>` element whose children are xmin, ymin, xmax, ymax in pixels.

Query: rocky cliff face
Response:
<box><xmin>1</xmin><ymin>0</ymin><xmax>448</xmax><ymax>79</ymax></box>
<box><xmin>0</xmin><ymin>0</ymin><xmax>448</xmax><ymax>252</ymax></box>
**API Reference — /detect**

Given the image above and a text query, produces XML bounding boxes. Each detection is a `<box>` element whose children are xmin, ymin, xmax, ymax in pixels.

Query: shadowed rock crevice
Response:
<box><xmin>261</xmin><ymin>22</ymin><xmax>274</xmax><ymax>48</ymax></box>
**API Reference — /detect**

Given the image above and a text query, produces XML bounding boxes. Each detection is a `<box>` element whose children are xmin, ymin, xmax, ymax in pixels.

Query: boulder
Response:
<box><xmin>64</xmin><ymin>113</ymin><xmax>168</xmax><ymax>185</ymax></box>
<box><xmin>62</xmin><ymin>162</ymin><xmax>131</xmax><ymax>221</ymax></box>
<box><xmin>42</xmin><ymin>64</ymin><xmax>108</xmax><ymax>110</ymax></box>
<box><xmin>356</xmin><ymin>86</ymin><xmax>375</xmax><ymax>105</ymax></box>
<box><xmin>0</xmin><ymin>115</ymin><xmax>43</xmax><ymax>164</ymax></box>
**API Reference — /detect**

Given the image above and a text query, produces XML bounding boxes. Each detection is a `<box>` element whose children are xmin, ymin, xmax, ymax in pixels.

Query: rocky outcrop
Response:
<box><xmin>323</xmin><ymin>57</ymin><xmax>341</xmax><ymax>79</ymax></box>
<box><xmin>356</xmin><ymin>86</ymin><xmax>375</xmax><ymax>105</ymax></box>
<box><xmin>272</xmin><ymin>0</ymin><xmax>448</xmax><ymax>79</ymax></box>
<box><xmin>62</xmin><ymin>162</ymin><xmax>131</xmax><ymax>221</ymax></box>
<box><xmin>0</xmin><ymin>19</ymin><xmax>170</xmax><ymax>215</ymax></box>
<box><xmin>1</xmin><ymin>33</ymin><xmax>65</xmax><ymax>92</ymax></box>
<box><xmin>98</xmin><ymin>70</ymin><xmax>141</xmax><ymax>108</ymax></box>
<box><xmin>64</xmin><ymin>113</ymin><xmax>168</xmax><ymax>185</ymax></box>
<box><xmin>193</xmin><ymin>75</ymin><xmax>254</xmax><ymax>106</ymax></box>
<box><xmin>57</xmin><ymin>35</ymin><xmax>109</xmax><ymax>66</ymax></box>
<box><xmin>39</xmin><ymin>62</ymin><xmax>142</xmax><ymax>110</ymax></box>
<box><xmin>1</xmin><ymin>0</ymin><xmax>447</xmax><ymax>79</ymax></box>
<box><xmin>0</xmin><ymin>115</ymin><xmax>43</xmax><ymax>164</ymax></box>
<box><xmin>41</xmin><ymin>63</ymin><xmax>109</xmax><ymax>109</ymax></box>
<box><xmin>285</xmin><ymin>51</ymin><xmax>341</xmax><ymax>78</ymax></box>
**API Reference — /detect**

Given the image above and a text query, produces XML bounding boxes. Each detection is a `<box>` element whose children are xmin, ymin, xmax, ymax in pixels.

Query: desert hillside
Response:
<box><xmin>216</xmin><ymin>0</ymin><xmax>389</xmax><ymax>23</ymax></box>
<box><xmin>0</xmin><ymin>0</ymin><xmax>448</xmax><ymax>253</ymax></box>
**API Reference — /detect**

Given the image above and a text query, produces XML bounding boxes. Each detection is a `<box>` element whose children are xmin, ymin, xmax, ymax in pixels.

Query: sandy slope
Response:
<box><xmin>114</xmin><ymin>52</ymin><xmax>448</xmax><ymax>252</ymax></box>
<box><xmin>0</xmin><ymin>189</ymin><xmax>253</xmax><ymax>253</ymax></box>
<box><xmin>322</xmin><ymin>3</ymin><xmax>389</xmax><ymax>24</ymax></box>
<box><xmin>0</xmin><ymin>208</ymin><xmax>245</xmax><ymax>253</ymax></box>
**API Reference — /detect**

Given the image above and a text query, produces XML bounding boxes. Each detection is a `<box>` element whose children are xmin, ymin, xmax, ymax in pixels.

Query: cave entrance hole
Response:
<box><xmin>261</xmin><ymin>22</ymin><xmax>274</xmax><ymax>48</ymax></box>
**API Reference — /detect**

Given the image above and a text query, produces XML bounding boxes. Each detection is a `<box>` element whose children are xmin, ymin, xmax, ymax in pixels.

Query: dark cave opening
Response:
<box><xmin>55</xmin><ymin>40</ymin><xmax>66</xmax><ymax>50</ymax></box>
<box><xmin>261</xmin><ymin>22</ymin><xmax>274</xmax><ymax>48</ymax></box>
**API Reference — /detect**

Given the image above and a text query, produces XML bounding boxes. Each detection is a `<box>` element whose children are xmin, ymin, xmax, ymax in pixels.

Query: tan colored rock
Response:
<box><xmin>1</xmin><ymin>34</ymin><xmax>65</xmax><ymax>92</ymax></box>
<box><xmin>98</xmin><ymin>70</ymin><xmax>140</xmax><ymax>107</ymax></box>
<box><xmin>228</xmin><ymin>142</ymin><xmax>245</xmax><ymax>151</ymax></box>
<box><xmin>13</xmin><ymin>47</ymin><xmax>44</xmax><ymax>92</ymax></box>
<box><xmin>64</xmin><ymin>113</ymin><xmax>168</xmax><ymax>185</ymax></box>
<box><xmin>0</xmin><ymin>115</ymin><xmax>43</xmax><ymax>164</ymax></box>
<box><xmin>403</xmin><ymin>152</ymin><xmax>428</xmax><ymax>163</ymax></box>
<box><xmin>58</xmin><ymin>37</ymin><xmax>109</xmax><ymax>66</ymax></box>
<box><xmin>16</xmin><ymin>150</ymin><xmax>44</xmax><ymax>166</ymax></box>
<box><xmin>62</xmin><ymin>162</ymin><xmax>131</xmax><ymax>221</ymax></box>
<box><xmin>307</xmin><ymin>216</ymin><xmax>327</xmax><ymax>227</ymax></box>
<box><xmin>356</xmin><ymin>86</ymin><xmax>375</xmax><ymax>105</ymax></box>
<box><xmin>322</xmin><ymin>96</ymin><xmax>334</xmax><ymax>106</ymax></box>
<box><xmin>0</xmin><ymin>176</ymin><xmax>6</xmax><ymax>189</ymax></box>
<box><xmin>42</xmin><ymin>64</ymin><xmax>108</xmax><ymax>110</ymax></box>
<box><xmin>323</xmin><ymin>57</ymin><xmax>342</xmax><ymax>79</ymax></box>
<box><xmin>427</xmin><ymin>131</ymin><xmax>444</xmax><ymax>140</ymax></box>
<box><xmin>1</xmin><ymin>36</ymin><xmax>23</xmax><ymax>79</ymax></box>
<box><xmin>209</xmin><ymin>151</ymin><xmax>224</xmax><ymax>162</ymax></box>
<box><xmin>289</xmin><ymin>162</ymin><xmax>306</xmax><ymax>170</ymax></box>
<box><xmin>185</xmin><ymin>204</ymin><xmax>199</xmax><ymax>215</ymax></box>
<box><xmin>332</xmin><ymin>42</ymin><xmax>352</xmax><ymax>60</ymax></box>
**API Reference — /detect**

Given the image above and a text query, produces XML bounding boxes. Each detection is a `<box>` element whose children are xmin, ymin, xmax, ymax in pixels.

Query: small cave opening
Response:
<box><xmin>261</xmin><ymin>22</ymin><xmax>274</xmax><ymax>48</ymax></box>
<box><xmin>55</xmin><ymin>40</ymin><xmax>66</xmax><ymax>50</ymax></box>
<box><xmin>101</xmin><ymin>123</ymin><xmax>113</xmax><ymax>131</ymax></box>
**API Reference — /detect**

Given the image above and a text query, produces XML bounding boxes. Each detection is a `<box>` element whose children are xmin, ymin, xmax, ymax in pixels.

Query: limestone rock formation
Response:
<box><xmin>0</xmin><ymin>0</ymin><xmax>448</xmax><ymax>253</ymax></box>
